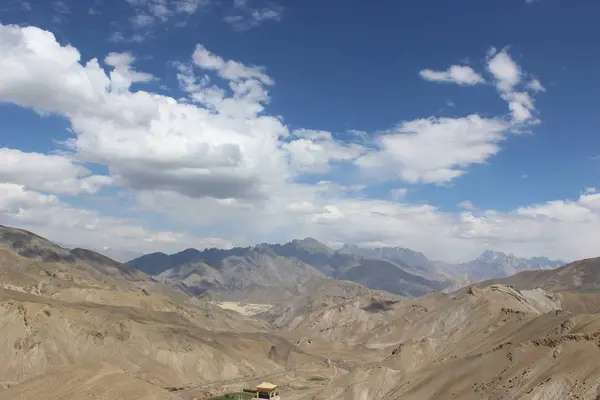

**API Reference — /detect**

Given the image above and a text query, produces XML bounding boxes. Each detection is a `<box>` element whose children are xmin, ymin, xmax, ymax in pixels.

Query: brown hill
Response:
<box><xmin>290</xmin><ymin>284</ymin><xmax>600</xmax><ymax>399</ymax></box>
<box><xmin>478</xmin><ymin>256</ymin><xmax>600</xmax><ymax>292</ymax></box>
<box><xmin>0</xmin><ymin>362</ymin><xmax>172</xmax><ymax>400</ymax></box>
<box><xmin>0</xmin><ymin>287</ymin><xmax>319</xmax><ymax>390</ymax></box>
<box><xmin>0</xmin><ymin>226</ymin><xmax>327</xmax><ymax>397</ymax></box>
<box><xmin>5</xmin><ymin>224</ymin><xmax>600</xmax><ymax>400</ymax></box>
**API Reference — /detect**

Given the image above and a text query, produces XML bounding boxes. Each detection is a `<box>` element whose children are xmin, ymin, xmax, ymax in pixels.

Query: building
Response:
<box><xmin>255</xmin><ymin>382</ymin><xmax>280</xmax><ymax>399</ymax></box>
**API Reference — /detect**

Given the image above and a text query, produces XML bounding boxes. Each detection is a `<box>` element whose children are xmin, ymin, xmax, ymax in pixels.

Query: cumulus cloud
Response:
<box><xmin>0</xmin><ymin>23</ymin><xmax>289</xmax><ymax>201</ymax></box>
<box><xmin>487</xmin><ymin>49</ymin><xmax>522</xmax><ymax>92</ymax></box>
<box><xmin>419</xmin><ymin>65</ymin><xmax>485</xmax><ymax>86</ymax></box>
<box><xmin>486</xmin><ymin>48</ymin><xmax>543</xmax><ymax>123</ymax></box>
<box><xmin>0</xmin><ymin>183</ymin><xmax>58</xmax><ymax>213</ymax></box>
<box><xmin>192</xmin><ymin>44</ymin><xmax>273</xmax><ymax>85</ymax></box>
<box><xmin>0</xmin><ymin>183</ymin><xmax>230</xmax><ymax>253</ymax></box>
<box><xmin>104</xmin><ymin>52</ymin><xmax>154</xmax><ymax>92</ymax></box>
<box><xmin>5</xmin><ymin>23</ymin><xmax>597</xmax><ymax>264</ymax></box>
<box><xmin>283</xmin><ymin>129</ymin><xmax>367</xmax><ymax>174</ymax></box>
<box><xmin>0</xmin><ymin>148</ymin><xmax>112</xmax><ymax>195</ymax></box>
<box><xmin>421</xmin><ymin>48</ymin><xmax>543</xmax><ymax>124</ymax></box>
<box><xmin>355</xmin><ymin>115</ymin><xmax>509</xmax><ymax>185</ymax></box>
<box><xmin>135</xmin><ymin>185</ymin><xmax>600</xmax><ymax>262</ymax></box>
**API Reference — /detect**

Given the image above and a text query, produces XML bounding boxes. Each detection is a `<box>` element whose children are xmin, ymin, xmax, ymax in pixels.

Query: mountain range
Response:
<box><xmin>3</xmin><ymin>223</ymin><xmax>600</xmax><ymax>400</ymax></box>
<box><xmin>127</xmin><ymin>237</ymin><xmax>564</xmax><ymax>300</ymax></box>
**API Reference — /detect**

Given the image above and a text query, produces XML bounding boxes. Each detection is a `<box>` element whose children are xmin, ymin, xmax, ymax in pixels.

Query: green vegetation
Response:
<box><xmin>307</xmin><ymin>376</ymin><xmax>328</xmax><ymax>382</ymax></box>
<box><xmin>209</xmin><ymin>392</ymin><xmax>256</xmax><ymax>400</ymax></box>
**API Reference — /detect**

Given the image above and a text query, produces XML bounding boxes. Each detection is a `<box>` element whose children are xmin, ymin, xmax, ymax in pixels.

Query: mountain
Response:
<box><xmin>454</xmin><ymin>249</ymin><xmax>565</xmax><ymax>283</ymax></box>
<box><xmin>128</xmin><ymin>239</ymin><xmax>570</xmax><ymax>301</ymax></box>
<box><xmin>337</xmin><ymin>259</ymin><xmax>446</xmax><ymax>297</ymax></box>
<box><xmin>129</xmin><ymin>238</ymin><xmax>449</xmax><ymax>298</ymax></box>
<box><xmin>127</xmin><ymin>247</ymin><xmax>250</xmax><ymax>276</ymax></box>
<box><xmin>269</xmin><ymin>238</ymin><xmax>350</xmax><ymax>276</ymax></box>
<box><xmin>151</xmin><ymin>246</ymin><xmax>325</xmax><ymax>301</ymax></box>
<box><xmin>478</xmin><ymin>256</ymin><xmax>600</xmax><ymax>293</ymax></box>
<box><xmin>0</xmin><ymin>225</ymin><xmax>155</xmax><ymax>298</ymax></box>
<box><xmin>0</xmin><ymin>363</ymin><xmax>173</xmax><ymax>400</ymax></box>
<box><xmin>0</xmin><ymin>225</ymin><xmax>327</xmax><ymax>398</ymax></box>
<box><xmin>337</xmin><ymin>244</ymin><xmax>456</xmax><ymax>281</ymax></box>
<box><xmin>154</xmin><ymin>261</ymin><xmax>224</xmax><ymax>296</ymax></box>
<box><xmin>262</xmin><ymin>276</ymin><xmax>403</xmax><ymax>341</ymax></box>
<box><xmin>0</xmin><ymin>225</ymin><xmax>77</xmax><ymax>264</ymax></box>
<box><xmin>294</xmin><ymin>283</ymin><xmax>600</xmax><ymax>399</ymax></box>
<box><xmin>56</xmin><ymin>241</ymin><xmax>144</xmax><ymax>263</ymax></box>
<box><xmin>5</xmin><ymin>223</ymin><xmax>600</xmax><ymax>400</ymax></box>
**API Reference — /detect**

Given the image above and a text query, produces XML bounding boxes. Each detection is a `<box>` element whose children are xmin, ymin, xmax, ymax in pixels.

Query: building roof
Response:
<box><xmin>256</xmin><ymin>382</ymin><xmax>277</xmax><ymax>391</ymax></box>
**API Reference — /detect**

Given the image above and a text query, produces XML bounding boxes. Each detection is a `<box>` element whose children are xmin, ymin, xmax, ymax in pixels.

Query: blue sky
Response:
<box><xmin>0</xmin><ymin>0</ymin><xmax>599</xmax><ymax>262</ymax></box>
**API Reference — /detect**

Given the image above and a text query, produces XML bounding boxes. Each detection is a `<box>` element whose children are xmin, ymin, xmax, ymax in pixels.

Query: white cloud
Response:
<box><xmin>104</xmin><ymin>52</ymin><xmax>154</xmax><ymax>92</ymax></box>
<box><xmin>487</xmin><ymin>49</ymin><xmax>522</xmax><ymax>92</ymax></box>
<box><xmin>527</xmin><ymin>78</ymin><xmax>546</xmax><ymax>92</ymax></box>
<box><xmin>419</xmin><ymin>65</ymin><xmax>485</xmax><ymax>86</ymax></box>
<box><xmin>51</xmin><ymin>0</ymin><xmax>71</xmax><ymax>23</ymax></box>
<box><xmin>0</xmin><ymin>24</ymin><xmax>290</xmax><ymax>201</ymax></box>
<box><xmin>129</xmin><ymin>14</ymin><xmax>155</xmax><ymax>28</ymax></box>
<box><xmin>250</xmin><ymin>8</ymin><xmax>282</xmax><ymax>23</ymax></box>
<box><xmin>53</xmin><ymin>1</ymin><xmax>70</xmax><ymax>14</ymax></box>
<box><xmin>121</xmin><ymin>0</ymin><xmax>207</xmax><ymax>37</ymax></box>
<box><xmin>486</xmin><ymin>48</ymin><xmax>543</xmax><ymax>123</ymax></box>
<box><xmin>0</xmin><ymin>148</ymin><xmax>113</xmax><ymax>195</ymax></box>
<box><xmin>138</xmin><ymin>186</ymin><xmax>600</xmax><ymax>262</ymax></box>
<box><xmin>19</xmin><ymin>1</ymin><xmax>32</xmax><ymax>11</ymax></box>
<box><xmin>0</xmin><ymin>183</ymin><xmax>58</xmax><ymax>213</ymax></box>
<box><xmin>224</xmin><ymin>1</ymin><xmax>283</xmax><ymax>31</ymax></box>
<box><xmin>586</xmin><ymin>187</ymin><xmax>596</xmax><ymax>194</ymax></box>
<box><xmin>7</xmin><ymin>23</ymin><xmax>598</xmax><ymax>265</ymax></box>
<box><xmin>517</xmin><ymin>200</ymin><xmax>596</xmax><ymax>223</ymax></box>
<box><xmin>356</xmin><ymin>115</ymin><xmax>510</xmax><ymax>185</ymax></box>
<box><xmin>390</xmin><ymin>188</ymin><xmax>409</xmax><ymax>200</ymax></box>
<box><xmin>458</xmin><ymin>200</ymin><xmax>475</xmax><ymax>210</ymax></box>
<box><xmin>192</xmin><ymin>44</ymin><xmax>273</xmax><ymax>85</ymax></box>
<box><xmin>421</xmin><ymin>48</ymin><xmax>542</xmax><ymax>124</ymax></box>
<box><xmin>0</xmin><ymin>184</ymin><xmax>231</xmax><ymax>253</ymax></box>
<box><xmin>174</xmin><ymin>0</ymin><xmax>207</xmax><ymax>14</ymax></box>
<box><xmin>283</xmin><ymin>129</ymin><xmax>367</xmax><ymax>174</ymax></box>
<box><xmin>508</xmin><ymin>98</ymin><xmax>532</xmax><ymax>122</ymax></box>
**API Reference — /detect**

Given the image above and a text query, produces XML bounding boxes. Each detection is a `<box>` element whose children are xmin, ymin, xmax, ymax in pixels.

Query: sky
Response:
<box><xmin>0</xmin><ymin>0</ymin><xmax>599</xmax><ymax>263</ymax></box>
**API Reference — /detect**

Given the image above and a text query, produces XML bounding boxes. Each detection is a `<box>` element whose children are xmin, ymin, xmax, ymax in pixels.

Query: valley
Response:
<box><xmin>1</xmin><ymin>225</ymin><xmax>599</xmax><ymax>399</ymax></box>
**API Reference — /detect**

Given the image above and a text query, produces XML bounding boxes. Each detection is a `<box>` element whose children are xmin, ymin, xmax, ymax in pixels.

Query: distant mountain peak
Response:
<box><xmin>290</xmin><ymin>238</ymin><xmax>332</xmax><ymax>253</ymax></box>
<box><xmin>473</xmin><ymin>250</ymin><xmax>562</xmax><ymax>267</ymax></box>
<box><xmin>475</xmin><ymin>250</ymin><xmax>514</xmax><ymax>263</ymax></box>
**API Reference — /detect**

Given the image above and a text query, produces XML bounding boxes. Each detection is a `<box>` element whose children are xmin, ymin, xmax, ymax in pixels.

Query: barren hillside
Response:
<box><xmin>0</xmin><ymin>227</ymin><xmax>327</xmax><ymax>399</ymax></box>
<box><xmin>479</xmin><ymin>256</ymin><xmax>600</xmax><ymax>292</ymax></box>
<box><xmin>4</xmin><ymin>225</ymin><xmax>600</xmax><ymax>400</ymax></box>
<box><xmin>294</xmin><ymin>284</ymin><xmax>600</xmax><ymax>399</ymax></box>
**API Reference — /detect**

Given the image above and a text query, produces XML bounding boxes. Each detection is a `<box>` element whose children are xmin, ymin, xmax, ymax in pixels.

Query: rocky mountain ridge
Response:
<box><xmin>129</xmin><ymin>238</ymin><xmax>449</xmax><ymax>298</ymax></box>
<box><xmin>127</xmin><ymin>238</ymin><xmax>564</xmax><ymax>299</ymax></box>
<box><xmin>1</xmin><ymin>224</ymin><xmax>600</xmax><ymax>400</ymax></box>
